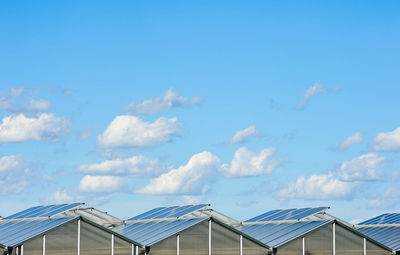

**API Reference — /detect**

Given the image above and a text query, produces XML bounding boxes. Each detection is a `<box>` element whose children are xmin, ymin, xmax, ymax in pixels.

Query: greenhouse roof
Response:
<box><xmin>246</xmin><ymin>207</ymin><xmax>329</xmax><ymax>222</ymax></box>
<box><xmin>239</xmin><ymin>207</ymin><xmax>334</xmax><ymax>248</ymax></box>
<box><xmin>3</xmin><ymin>203</ymin><xmax>83</xmax><ymax>219</ymax></box>
<box><xmin>237</xmin><ymin>220</ymin><xmax>330</xmax><ymax>247</ymax></box>
<box><xmin>0</xmin><ymin>217</ymin><xmax>77</xmax><ymax>248</ymax></box>
<box><xmin>356</xmin><ymin>213</ymin><xmax>400</xmax><ymax>251</ymax></box>
<box><xmin>128</xmin><ymin>204</ymin><xmax>209</xmax><ymax>220</ymax></box>
<box><xmin>113</xmin><ymin>218</ymin><xmax>207</xmax><ymax>246</ymax></box>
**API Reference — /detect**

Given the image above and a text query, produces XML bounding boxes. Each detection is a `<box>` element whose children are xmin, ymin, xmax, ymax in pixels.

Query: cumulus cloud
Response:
<box><xmin>371</xmin><ymin>127</ymin><xmax>400</xmax><ymax>151</ymax></box>
<box><xmin>127</xmin><ymin>88</ymin><xmax>202</xmax><ymax>115</ymax></box>
<box><xmin>0</xmin><ymin>113</ymin><xmax>70</xmax><ymax>143</ymax></box>
<box><xmin>338</xmin><ymin>153</ymin><xmax>384</xmax><ymax>181</ymax></box>
<box><xmin>222</xmin><ymin>147</ymin><xmax>280</xmax><ymax>177</ymax></box>
<box><xmin>98</xmin><ymin>115</ymin><xmax>182</xmax><ymax>148</ymax></box>
<box><xmin>225</xmin><ymin>126</ymin><xmax>260</xmax><ymax>145</ymax></box>
<box><xmin>298</xmin><ymin>84</ymin><xmax>339</xmax><ymax>109</ymax></box>
<box><xmin>80</xmin><ymin>155</ymin><xmax>167</xmax><ymax>177</ymax></box>
<box><xmin>368</xmin><ymin>187</ymin><xmax>400</xmax><ymax>209</ymax></box>
<box><xmin>0</xmin><ymin>155</ymin><xmax>34</xmax><ymax>195</ymax></box>
<box><xmin>337</xmin><ymin>132</ymin><xmax>363</xmax><ymax>151</ymax></box>
<box><xmin>46</xmin><ymin>190</ymin><xmax>74</xmax><ymax>204</ymax></box>
<box><xmin>278</xmin><ymin>173</ymin><xmax>357</xmax><ymax>200</ymax></box>
<box><xmin>79</xmin><ymin>175</ymin><xmax>125</xmax><ymax>192</ymax></box>
<box><xmin>137</xmin><ymin>151</ymin><xmax>221</xmax><ymax>195</ymax></box>
<box><xmin>0</xmin><ymin>87</ymin><xmax>51</xmax><ymax>113</ymax></box>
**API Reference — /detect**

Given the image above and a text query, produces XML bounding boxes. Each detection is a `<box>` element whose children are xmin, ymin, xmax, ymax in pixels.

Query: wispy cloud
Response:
<box><xmin>298</xmin><ymin>83</ymin><xmax>339</xmax><ymax>109</ymax></box>
<box><xmin>0</xmin><ymin>155</ymin><xmax>35</xmax><ymax>195</ymax></box>
<box><xmin>0</xmin><ymin>87</ymin><xmax>51</xmax><ymax>114</ymax></box>
<box><xmin>127</xmin><ymin>88</ymin><xmax>203</xmax><ymax>115</ymax></box>
<box><xmin>371</xmin><ymin>126</ymin><xmax>400</xmax><ymax>151</ymax></box>
<box><xmin>337</xmin><ymin>132</ymin><xmax>363</xmax><ymax>151</ymax></box>
<box><xmin>98</xmin><ymin>115</ymin><xmax>182</xmax><ymax>148</ymax></box>
<box><xmin>338</xmin><ymin>153</ymin><xmax>384</xmax><ymax>181</ymax></box>
<box><xmin>225</xmin><ymin>126</ymin><xmax>260</xmax><ymax>145</ymax></box>
<box><xmin>279</xmin><ymin>152</ymin><xmax>385</xmax><ymax>200</ymax></box>
<box><xmin>0</xmin><ymin>113</ymin><xmax>70</xmax><ymax>143</ymax></box>
<box><xmin>80</xmin><ymin>155</ymin><xmax>168</xmax><ymax>177</ymax></box>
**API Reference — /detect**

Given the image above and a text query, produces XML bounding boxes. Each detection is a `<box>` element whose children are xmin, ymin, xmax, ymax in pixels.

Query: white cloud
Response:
<box><xmin>368</xmin><ymin>187</ymin><xmax>400</xmax><ymax>209</ymax></box>
<box><xmin>0</xmin><ymin>87</ymin><xmax>51</xmax><ymax>113</ymax></box>
<box><xmin>337</xmin><ymin>132</ymin><xmax>363</xmax><ymax>151</ymax></box>
<box><xmin>137</xmin><ymin>151</ymin><xmax>221</xmax><ymax>195</ymax></box>
<box><xmin>0</xmin><ymin>155</ymin><xmax>34</xmax><ymax>195</ymax></box>
<box><xmin>80</xmin><ymin>155</ymin><xmax>167</xmax><ymax>177</ymax></box>
<box><xmin>279</xmin><ymin>173</ymin><xmax>357</xmax><ymax>200</ymax></box>
<box><xmin>338</xmin><ymin>153</ymin><xmax>384</xmax><ymax>181</ymax></box>
<box><xmin>223</xmin><ymin>147</ymin><xmax>280</xmax><ymax>177</ymax></box>
<box><xmin>127</xmin><ymin>88</ymin><xmax>202</xmax><ymax>115</ymax></box>
<box><xmin>371</xmin><ymin>127</ymin><xmax>400</xmax><ymax>151</ymax></box>
<box><xmin>46</xmin><ymin>190</ymin><xmax>74</xmax><ymax>204</ymax></box>
<box><xmin>98</xmin><ymin>115</ymin><xmax>182</xmax><ymax>148</ymax></box>
<box><xmin>225</xmin><ymin>126</ymin><xmax>260</xmax><ymax>145</ymax></box>
<box><xmin>0</xmin><ymin>113</ymin><xmax>70</xmax><ymax>143</ymax></box>
<box><xmin>298</xmin><ymin>83</ymin><xmax>326</xmax><ymax>108</ymax></box>
<box><xmin>79</xmin><ymin>175</ymin><xmax>125</xmax><ymax>192</ymax></box>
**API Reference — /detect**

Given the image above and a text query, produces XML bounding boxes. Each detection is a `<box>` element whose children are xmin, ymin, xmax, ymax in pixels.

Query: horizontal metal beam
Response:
<box><xmin>236</xmin><ymin>219</ymin><xmax>328</xmax><ymax>226</ymax></box>
<box><xmin>356</xmin><ymin>224</ymin><xmax>400</xmax><ymax>228</ymax></box>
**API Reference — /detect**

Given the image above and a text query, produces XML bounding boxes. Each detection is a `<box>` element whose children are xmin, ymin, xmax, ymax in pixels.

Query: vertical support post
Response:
<box><xmin>131</xmin><ymin>244</ymin><xmax>134</xmax><ymax>255</ymax></box>
<box><xmin>333</xmin><ymin>223</ymin><xmax>336</xmax><ymax>255</ymax></box>
<box><xmin>208</xmin><ymin>220</ymin><xmax>212</xmax><ymax>255</ymax></box>
<box><xmin>177</xmin><ymin>234</ymin><xmax>180</xmax><ymax>255</ymax></box>
<box><xmin>135</xmin><ymin>245</ymin><xmax>139</xmax><ymax>255</ymax></box>
<box><xmin>302</xmin><ymin>237</ymin><xmax>305</xmax><ymax>255</ymax></box>
<box><xmin>111</xmin><ymin>234</ymin><xmax>115</xmax><ymax>255</ymax></box>
<box><xmin>21</xmin><ymin>245</ymin><xmax>24</xmax><ymax>255</ymax></box>
<box><xmin>77</xmin><ymin>219</ymin><xmax>81</xmax><ymax>255</ymax></box>
<box><xmin>16</xmin><ymin>246</ymin><xmax>19</xmax><ymax>255</ymax></box>
<box><xmin>363</xmin><ymin>238</ymin><xmax>366</xmax><ymax>255</ymax></box>
<box><xmin>42</xmin><ymin>235</ymin><xmax>46</xmax><ymax>255</ymax></box>
<box><xmin>240</xmin><ymin>235</ymin><xmax>243</xmax><ymax>255</ymax></box>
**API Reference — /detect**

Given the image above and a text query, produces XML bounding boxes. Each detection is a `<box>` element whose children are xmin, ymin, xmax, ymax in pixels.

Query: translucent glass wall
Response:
<box><xmin>80</xmin><ymin>221</ymin><xmax>112</xmax><ymax>255</ymax></box>
<box><xmin>149</xmin><ymin>220</ymin><xmax>268</xmax><ymax>255</ymax></box>
<box><xmin>211</xmin><ymin>221</ymin><xmax>240</xmax><ymax>255</ymax></box>
<box><xmin>46</xmin><ymin>220</ymin><xmax>78</xmax><ymax>255</ymax></box>
<box><xmin>242</xmin><ymin>237</ymin><xmax>269</xmax><ymax>255</ymax></box>
<box><xmin>180</xmin><ymin>221</ymin><xmax>208</xmax><ymax>255</ymax></box>
<box><xmin>366</xmin><ymin>239</ymin><xmax>393</xmax><ymax>255</ymax></box>
<box><xmin>147</xmin><ymin>235</ymin><xmax>176</xmax><ymax>255</ymax></box>
<box><xmin>23</xmin><ymin>234</ymin><xmax>43</xmax><ymax>255</ymax></box>
<box><xmin>275</xmin><ymin>237</ymin><xmax>302</xmax><ymax>255</ymax></box>
<box><xmin>336</xmin><ymin>224</ymin><xmax>363</xmax><ymax>255</ymax></box>
<box><xmin>304</xmin><ymin>223</ymin><xmax>332</xmax><ymax>255</ymax></box>
<box><xmin>114</xmin><ymin>236</ymin><xmax>132</xmax><ymax>255</ymax></box>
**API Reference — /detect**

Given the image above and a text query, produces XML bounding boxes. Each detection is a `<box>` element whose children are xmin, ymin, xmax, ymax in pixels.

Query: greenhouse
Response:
<box><xmin>111</xmin><ymin>204</ymin><xmax>271</xmax><ymax>255</ymax></box>
<box><xmin>356</xmin><ymin>213</ymin><xmax>400</xmax><ymax>255</ymax></box>
<box><xmin>0</xmin><ymin>203</ymin><xmax>143</xmax><ymax>255</ymax></box>
<box><xmin>235</xmin><ymin>207</ymin><xmax>393</xmax><ymax>255</ymax></box>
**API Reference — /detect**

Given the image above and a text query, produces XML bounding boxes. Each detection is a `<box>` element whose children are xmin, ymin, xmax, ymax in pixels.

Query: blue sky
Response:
<box><xmin>1</xmin><ymin>0</ymin><xmax>400</xmax><ymax>222</ymax></box>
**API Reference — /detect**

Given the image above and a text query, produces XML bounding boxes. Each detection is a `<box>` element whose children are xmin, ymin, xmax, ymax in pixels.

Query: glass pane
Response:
<box><xmin>180</xmin><ymin>220</ymin><xmax>208</xmax><ymax>255</ymax></box>
<box><xmin>242</xmin><ymin>237</ymin><xmax>269</xmax><ymax>255</ymax></box>
<box><xmin>305</xmin><ymin>223</ymin><xmax>332</xmax><ymax>255</ymax></box>
<box><xmin>114</xmin><ymin>235</ymin><xmax>132</xmax><ymax>255</ymax></box>
<box><xmin>211</xmin><ymin>221</ymin><xmax>239</xmax><ymax>255</ymax></box>
<box><xmin>149</xmin><ymin>235</ymin><xmax>176</xmax><ymax>255</ymax></box>
<box><xmin>336</xmin><ymin>224</ymin><xmax>363</xmax><ymax>255</ymax></box>
<box><xmin>80</xmin><ymin>221</ymin><xmax>111</xmax><ymax>255</ymax></box>
<box><xmin>46</xmin><ymin>220</ymin><xmax>78</xmax><ymax>255</ymax></box>
<box><xmin>23</xmin><ymin>235</ymin><xmax>43</xmax><ymax>255</ymax></box>
<box><xmin>276</xmin><ymin>237</ymin><xmax>302</xmax><ymax>255</ymax></box>
<box><xmin>366</xmin><ymin>239</ymin><xmax>392</xmax><ymax>255</ymax></box>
